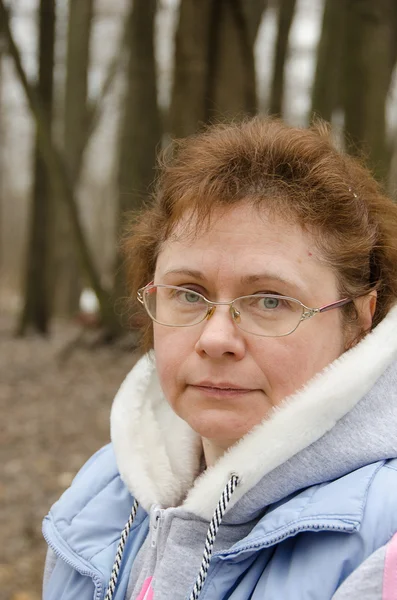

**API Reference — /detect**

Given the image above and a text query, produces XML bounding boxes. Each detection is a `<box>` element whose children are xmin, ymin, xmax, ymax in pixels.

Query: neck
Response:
<box><xmin>202</xmin><ymin>437</ymin><xmax>232</xmax><ymax>467</ymax></box>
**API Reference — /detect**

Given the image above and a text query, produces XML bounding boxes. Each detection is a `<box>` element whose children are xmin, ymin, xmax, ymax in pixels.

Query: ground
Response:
<box><xmin>0</xmin><ymin>316</ymin><xmax>138</xmax><ymax>600</ymax></box>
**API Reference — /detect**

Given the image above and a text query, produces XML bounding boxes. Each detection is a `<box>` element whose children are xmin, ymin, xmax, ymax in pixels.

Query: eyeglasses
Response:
<box><xmin>137</xmin><ymin>284</ymin><xmax>353</xmax><ymax>338</ymax></box>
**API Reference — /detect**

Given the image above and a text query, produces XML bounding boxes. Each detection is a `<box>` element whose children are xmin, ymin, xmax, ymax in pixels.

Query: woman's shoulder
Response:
<box><xmin>239</xmin><ymin>461</ymin><xmax>397</xmax><ymax>599</ymax></box>
<box><xmin>43</xmin><ymin>444</ymin><xmax>134</xmax><ymax>551</ymax></box>
<box><xmin>244</xmin><ymin>459</ymin><xmax>397</xmax><ymax>571</ymax></box>
<box><xmin>42</xmin><ymin>445</ymin><xmax>136</xmax><ymax>600</ymax></box>
<box><xmin>70</xmin><ymin>443</ymin><xmax>116</xmax><ymax>486</ymax></box>
<box><xmin>328</xmin><ymin>459</ymin><xmax>397</xmax><ymax>599</ymax></box>
<box><xmin>53</xmin><ymin>443</ymin><xmax>119</xmax><ymax>511</ymax></box>
<box><xmin>310</xmin><ymin>457</ymin><xmax>397</xmax><ymax>542</ymax></box>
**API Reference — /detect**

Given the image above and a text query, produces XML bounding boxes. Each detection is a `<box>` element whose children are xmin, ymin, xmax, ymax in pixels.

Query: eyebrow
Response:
<box><xmin>162</xmin><ymin>268</ymin><xmax>306</xmax><ymax>293</ymax></box>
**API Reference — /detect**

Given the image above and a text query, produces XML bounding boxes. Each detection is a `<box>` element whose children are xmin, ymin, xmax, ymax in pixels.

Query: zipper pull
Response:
<box><xmin>151</xmin><ymin>507</ymin><xmax>163</xmax><ymax>548</ymax></box>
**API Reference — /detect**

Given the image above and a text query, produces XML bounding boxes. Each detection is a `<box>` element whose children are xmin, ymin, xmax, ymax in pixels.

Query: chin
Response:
<box><xmin>186</xmin><ymin>415</ymin><xmax>250</xmax><ymax>445</ymax></box>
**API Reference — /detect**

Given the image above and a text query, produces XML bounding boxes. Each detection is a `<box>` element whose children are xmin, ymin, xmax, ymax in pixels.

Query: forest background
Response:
<box><xmin>1</xmin><ymin>0</ymin><xmax>397</xmax><ymax>598</ymax></box>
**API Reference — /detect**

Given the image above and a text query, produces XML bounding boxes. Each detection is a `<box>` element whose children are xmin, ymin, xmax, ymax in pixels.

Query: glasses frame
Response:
<box><xmin>137</xmin><ymin>283</ymin><xmax>353</xmax><ymax>338</ymax></box>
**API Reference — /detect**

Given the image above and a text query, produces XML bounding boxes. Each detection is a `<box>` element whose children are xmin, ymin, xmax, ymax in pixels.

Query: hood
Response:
<box><xmin>111</xmin><ymin>304</ymin><xmax>397</xmax><ymax>522</ymax></box>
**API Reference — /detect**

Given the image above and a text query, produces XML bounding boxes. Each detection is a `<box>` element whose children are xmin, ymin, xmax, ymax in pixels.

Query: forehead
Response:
<box><xmin>157</xmin><ymin>204</ymin><xmax>315</xmax><ymax>265</ymax></box>
<box><xmin>154</xmin><ymin>204</ymin><xmax>338</xmax><ymax>301</ymax></box>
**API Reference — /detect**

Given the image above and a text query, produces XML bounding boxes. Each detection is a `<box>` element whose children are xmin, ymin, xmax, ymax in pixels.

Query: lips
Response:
<box><xmin>194</xmin><ymin>380</ymin><xmax>253</xmax><ymax>391</ymax></box>
<box><xmin>189</xmin><ymin>381</ymin><xmax>257</xmax><ymax>397</ymax></box>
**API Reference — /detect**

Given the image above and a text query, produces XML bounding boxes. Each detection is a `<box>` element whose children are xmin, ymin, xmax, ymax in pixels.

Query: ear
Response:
<box><xmin>344</xmin><ymin>291</ymin><xmax>377</xmax><ymax>351</ymax></box>
<box><xmin>355</xmin><ymin>291</ymin><xmax>377</xmax><ymax>332</ymax></box>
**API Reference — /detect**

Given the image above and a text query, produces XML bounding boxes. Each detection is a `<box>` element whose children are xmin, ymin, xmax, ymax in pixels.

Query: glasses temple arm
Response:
<box><xmin>318</xmin><ymin>298</ymin><xmax>352</xmax><ymax>313</ymax></box>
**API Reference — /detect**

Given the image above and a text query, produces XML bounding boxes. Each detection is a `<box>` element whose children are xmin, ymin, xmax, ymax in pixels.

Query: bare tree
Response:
<box><xmin>310</xmin><ymin>0</ymin><xmax>347</xmax><ymax>122</ymax></box>
<box><xmin>269</xmin><ymin>0</ymin><xmax>297</xmax><ymax>116</ymax></box>
<box><xmin>389</xmin><ymin>1</ymin><xmax>397</xmax><ymax>74</ymax></box>
<box><xmin>170</xmin><ymin>0</ymin><xmax>266</xmax><ymax>138</ymax></box>
<box><xmin>0</xmin><ymin>37</ymin><xmax>4</xmax><ymax>272</ymax></box>
<box><xmin>169</xmin><ymin>0</ymin><xmax>212</xmax><ymax>137</ymax></box>
<box><xmin>343</xmin><ymin>0</ymin><xmax>394</xmax><ymax>182</ymax></box>
<box><xmin>206</xmin><ymin>0</ymin><xmax>262</xmax><ymax>121</ymax></box>
<box><xmin>18</xmin><ymin>0</ymin><xmax>56</xmax><ymax>335</ymax></box>
<box><xmin>0</xmin><ymin>1</ymin><xmax>122</xmax><ymax>336</ymax></box>
<box><xmin>113</xmin><ymin>0</ymin><xmax>162</xmax><ymax>314</ymax></box>
<box><xmin>53</xmin><ymin>0</ymin><xmax>93</xmax><ymax>316</ymax></box>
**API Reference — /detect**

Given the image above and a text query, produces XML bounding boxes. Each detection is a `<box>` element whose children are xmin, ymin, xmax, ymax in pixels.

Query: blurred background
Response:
<box><xmin>1</xmin><ymin>0</ymin><xmax>397</xmax><ymax>598</ymax></box>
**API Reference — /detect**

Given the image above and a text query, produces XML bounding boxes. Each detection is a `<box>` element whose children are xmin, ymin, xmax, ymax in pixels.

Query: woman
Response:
<box><xmin>43</xmin><ymin>118</ymin><xmax>397</xmax><ymax>600</ymax></box>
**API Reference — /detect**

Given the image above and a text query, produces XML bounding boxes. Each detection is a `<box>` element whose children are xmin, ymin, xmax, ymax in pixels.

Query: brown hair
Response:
<box><xmin>122</xmin><ymin>117</ymin><xmax>397</xmax><ymax>351</ymax></box>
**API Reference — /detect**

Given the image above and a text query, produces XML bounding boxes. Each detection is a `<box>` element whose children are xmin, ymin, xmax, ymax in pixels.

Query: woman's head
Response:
<box><xmin>124</xmin><ymin>117</ymin><xmax>397</xmax><ymax>349</ymax></box>
<box><xmin>122</xmin><ymin>117</ymin><xmax>397</xmax><ymax>451</ymax></box>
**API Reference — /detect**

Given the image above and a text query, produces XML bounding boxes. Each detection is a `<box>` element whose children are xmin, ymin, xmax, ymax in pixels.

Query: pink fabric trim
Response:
<box><xmin>383</xmin><ymin>533</ymin><xmax>397</xmax><ymax>600</ymax></box>
<box><xmin>136</xmin><ymin>576</ymin><xmax>154</xmax><ymax>600</ymax></box>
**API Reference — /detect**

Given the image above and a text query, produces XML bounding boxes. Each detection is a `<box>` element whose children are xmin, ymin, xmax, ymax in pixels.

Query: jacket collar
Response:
<box><xmin>111</xmin><ymin>304</ymin><xmax>397</xmax><ymax>520</ymax></box>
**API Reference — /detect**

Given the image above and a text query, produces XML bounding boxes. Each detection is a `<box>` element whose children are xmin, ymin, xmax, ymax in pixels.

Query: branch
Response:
<box><xmin>77</xmin><ymin>11</ymin><xmax>130</xmax><ymax>175</ymax></box>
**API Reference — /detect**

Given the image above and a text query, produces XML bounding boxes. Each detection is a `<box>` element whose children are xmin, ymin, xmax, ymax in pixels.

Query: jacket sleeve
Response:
<box><xmin>332</xmin><ymin>532</ymin><xmax>397</xmax><ymax>600</ymax></box>
<box><xmin>41</xmin><ymin>445</ymin><xmax>112</xmax><ymax>599</ymax></box>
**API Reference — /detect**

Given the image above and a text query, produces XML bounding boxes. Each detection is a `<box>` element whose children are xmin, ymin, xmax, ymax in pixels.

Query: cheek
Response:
<box><xmin>258</xmin><ymin>320</ymin><xmax>345</xmax><ymax>403</ymax></box>
<box><xmin>153</xmin><ymin>325</ymin><xmax>192</xmax><ymax>401</ymax></box>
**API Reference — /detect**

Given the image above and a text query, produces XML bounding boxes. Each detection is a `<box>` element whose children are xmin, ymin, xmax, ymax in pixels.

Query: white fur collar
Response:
<box><xmin>111</xmin><ymin>305</ymin><xmax>397</xmax><ymax>520</ymax></box>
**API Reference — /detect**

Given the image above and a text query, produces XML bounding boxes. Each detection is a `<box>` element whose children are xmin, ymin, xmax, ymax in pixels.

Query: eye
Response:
<box><xmin>183</xmin><ymin>291</ymin><xmax>201</xmax><ymax>303</ymax></box>
<box><xmin>261</xmin><ymin>296</ymin><xmax>280</xmax><ymax>309</ymax></box>
<box><xmin>172</xmin><ymin>287</ymin><xmax>205</xmax><ymax>305</ymax></box>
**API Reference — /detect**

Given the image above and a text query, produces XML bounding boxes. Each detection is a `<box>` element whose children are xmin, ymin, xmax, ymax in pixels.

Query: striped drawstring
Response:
<box><xmin>104</xmin><ymin>473</ymin><xmax>239</xmax><ymax>600</ymax></box>
<box><xmin>189</xmin><ymin>473</ymin><xmax>240</xmax><ymax>600</ymax></box>
<box><xmin>104</xmin><ymin>499</ymin><xmax>139</xmax><ymax>600</ymax></box>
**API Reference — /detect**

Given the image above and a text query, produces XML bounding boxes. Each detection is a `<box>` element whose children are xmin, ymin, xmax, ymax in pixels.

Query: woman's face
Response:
<box><xmin>153</xmin><ymin>204</ymin><xmax>350</xmax><ymax>450</ymax></box>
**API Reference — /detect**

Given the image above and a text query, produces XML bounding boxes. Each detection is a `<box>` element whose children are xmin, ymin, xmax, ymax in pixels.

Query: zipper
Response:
<box><xmin>43</xmin><ymin>517</ymin><xmax>105</xmax><ymax>600</ymax></box>
<box><xmin>150</xmin><ymin>506</ymin><xmax>164</xmax><ymax>549</ymax></box>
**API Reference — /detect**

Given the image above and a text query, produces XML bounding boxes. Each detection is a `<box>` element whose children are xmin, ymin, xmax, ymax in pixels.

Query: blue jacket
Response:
<box><xmin>43</xmin><ymin>444</ymin><xmax>397</xmax><ymax>600</ymax></box>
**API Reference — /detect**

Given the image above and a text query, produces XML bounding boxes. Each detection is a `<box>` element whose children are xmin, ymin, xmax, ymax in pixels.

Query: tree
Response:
<box><xmin>0</xmin><ymin>36</ymin><xmax>4</xmax><ymax>271</ymax></box>
<box><xmin>170</xmin><ymin>0</ymin><xmax>266</xmax><ymax>138</ymax></box>
<box><xmin>310</xmin><ymin>0</ymin><xmax>347</xmax><ymax>123</ymax></box>
<box><xmin>53</xmin><ymin>0</ymin><xmax>93</xmax><ymax>316</ymax></box>
<box><xmin>0</xmin><ymin>1</ymin><xmax>122</xmax><ymax>337</ymax></box>
<box><xmin>205</xmin><ymin>0</ymin><xmax>261</xmax><ymax>122</ymax></box>
<box><xmin>169</xmin><ymin>0</ymin><xmax>212</xmax><ymax>137</ymax></box>
<box><xmin>113</xmin><ymin>0</ymin><xmax>162</xmax><ymax>315</ymax></box>
<box><xmin>343</xmin><ymin>0</ymin><xmax>394</xmax><ymax>182</ymax></box>
<box><xmin>18</xmin><ymin>0</ymin><xmax>56</xmax><ymax>335</ymax></box>
<box><xmin>269</xmin><ymin>0</ymin><xmax>297</xmax><ymax>117</ymax></box>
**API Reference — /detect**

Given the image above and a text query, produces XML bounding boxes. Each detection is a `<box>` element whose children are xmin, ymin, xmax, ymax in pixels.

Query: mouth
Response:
<box><xmin>190</xmin><ymin>382</ymin><xmax>257</xmax><ymax>397</ymax></box>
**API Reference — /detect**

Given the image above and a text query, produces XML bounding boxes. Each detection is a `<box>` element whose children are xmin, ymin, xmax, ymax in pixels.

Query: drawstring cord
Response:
<box><xmin>189</xmin><ymin>473</ymin><xmax>239</xmax><ymax>600</ymax></box>
<box><xmin>104</xmin><ymin>474</ymin><xmax>239</xmax><ymax>600</ymax></box>
<box><xmin>104</xmin><ymin>499</ymin><xmax>139</xmax><ymax>600</ymax></box>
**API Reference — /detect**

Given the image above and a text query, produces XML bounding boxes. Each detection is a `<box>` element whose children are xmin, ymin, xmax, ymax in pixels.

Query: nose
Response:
<box><xmin>195</xmin><ymin>305</ymin><xmax>246</xmax><ymax>360</ymax></box>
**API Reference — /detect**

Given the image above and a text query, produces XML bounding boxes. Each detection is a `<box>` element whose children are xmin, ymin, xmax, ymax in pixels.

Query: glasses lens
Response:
<box><xmin>234</xmin><ymin>294</ymin><xmax>303</xmax><ymax>336</ymax></box>
<box><xmin>144</xmin><ymin>285</ymin><xmax>208</xmax><ymax>326</ymax></box>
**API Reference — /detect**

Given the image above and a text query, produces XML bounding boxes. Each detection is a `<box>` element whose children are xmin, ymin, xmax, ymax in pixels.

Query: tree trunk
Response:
<box><xmin>170</xmin><ymin>0</ymin><xmax>266</xmax><ymax>138</ymax></box>
<box><xmin>169</xmin><ymin>0</ymin><xmax>213</xmax><ymax>137</ymax></box>
<box><xmin>343</xmin><ymin>0</ymin><xmax>393</xmax><ymax>182</ymax></box>
<box><xmin>18</xmin><ymin>0</ymin><xmax>56</xmax><ymax>335</ymax></box>
<box><xmin>390</xmin><ymin>1</ymin><xmax>397</xmax><ymax>74</ymax></box>
<box><xmin>0</xmin><ymin>1</ymin><xmax>121</xmax><ymax>337</ymax></box>
<box><xmin>205</xmin><ymin>0</ymin><xmax>259</xmax><ymax>122</ymax></box>
<box><xmin>0</xmin><ymin>39</ymin><xmax>4</xmax><ymax>272</ymax></box>
<box><xmin>242</xmin><ymin>0</ymin><xmax>268</xmax><ymax>45</ymax></box>
<box><xmin>113</xmin><ymin>0</ymin><xmax>162</xmax><ymax>318</ymax></box>
<box><xmin>53</xmin><ymin>0</ymin><xmax>93</xmax><ymax>317</ymax></box>
<box><xmin>269</xmin><ymin>0</ymin><xmax>296</xmax><ymax>116</ymax></box>
<box><xmin>310</xmin><ymin>0</ymin><xmax>347</xmax><ymax>122</ymax></box>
